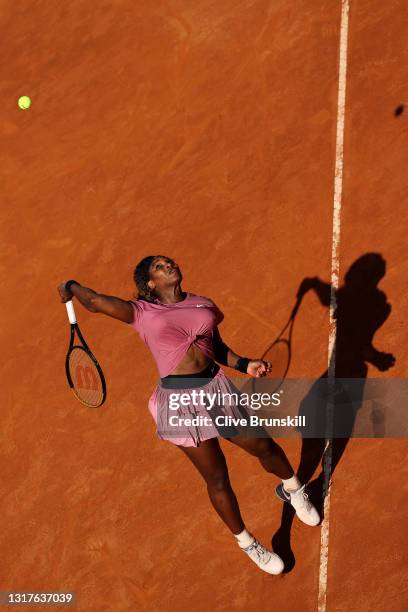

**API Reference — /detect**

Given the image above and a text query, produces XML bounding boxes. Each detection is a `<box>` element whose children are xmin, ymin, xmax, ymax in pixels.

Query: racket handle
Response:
<box><xmin>65</xmin><ymin>300</ymin><xmax>77</xmax><ymax>324</ymax></box>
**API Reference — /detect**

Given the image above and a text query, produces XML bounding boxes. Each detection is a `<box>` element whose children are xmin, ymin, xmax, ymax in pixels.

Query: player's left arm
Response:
<box><xmin>212</xmin><ymin>327</ymin><xmax>271</xmax><ymax>377</ymax></box>
<box><xmin>212</xmin><ymin>327</ymin><xmax>239</xmax><ymax>367</ymax></box>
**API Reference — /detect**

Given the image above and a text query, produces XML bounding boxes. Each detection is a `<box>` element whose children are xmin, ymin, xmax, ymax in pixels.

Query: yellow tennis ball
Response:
<box><xmin>18</xmin><ymin>96</ymin><xmax>31</xmax><ymax>110</ymax></box>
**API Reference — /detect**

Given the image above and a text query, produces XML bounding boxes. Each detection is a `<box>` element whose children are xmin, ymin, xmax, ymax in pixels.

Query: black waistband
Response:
<box><xmin>160</xmin><ymin>362</ymin><xmax>220</xmax><ymax>389</ymax></box>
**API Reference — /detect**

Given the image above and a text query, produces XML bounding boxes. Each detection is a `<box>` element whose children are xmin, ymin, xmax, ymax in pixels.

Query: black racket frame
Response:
<box><xmin>65</xmin><ymin>321</ymin><xmax>107</xmax><ymax>407</ymax></box>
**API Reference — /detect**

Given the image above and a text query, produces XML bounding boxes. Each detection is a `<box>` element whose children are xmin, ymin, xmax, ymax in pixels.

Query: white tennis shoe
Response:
<box><xmin>276</xmin><ymin>483</ymin><xmax>320</xmax><ymax>526</ymax></box>
<box><xmin>240</xmin><ymin>538</ymin><xmax>284</xmax><ymax>574</ymax></box>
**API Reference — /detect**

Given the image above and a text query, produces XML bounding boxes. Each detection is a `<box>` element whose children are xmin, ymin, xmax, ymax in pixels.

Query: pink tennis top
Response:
<box><xmin>128</xmin><ymin>293</ymin><xmax>224</xmax><ymax>377</ymax></box>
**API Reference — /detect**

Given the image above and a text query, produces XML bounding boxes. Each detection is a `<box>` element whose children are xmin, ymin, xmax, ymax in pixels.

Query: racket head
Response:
<box><xmin>65</xmin><ymin>346</ymin><xmax>106</xmax><ymax>407</ymax></box>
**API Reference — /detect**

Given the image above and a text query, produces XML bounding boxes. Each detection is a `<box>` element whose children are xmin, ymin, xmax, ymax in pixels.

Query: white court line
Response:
<box><xmin>317</xmin><ymin>1</ymin><xmax>350</xmax><ymax>611</ymax></box>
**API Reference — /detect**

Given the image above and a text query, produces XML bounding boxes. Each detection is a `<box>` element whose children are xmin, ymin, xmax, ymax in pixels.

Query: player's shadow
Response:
<box><xmin>271</xmin><ymin>252</ymin><xmax>395</xmax><ymax>572</ymax></box>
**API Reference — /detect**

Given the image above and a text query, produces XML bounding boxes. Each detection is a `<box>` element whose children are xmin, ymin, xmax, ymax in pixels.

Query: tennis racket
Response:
<box><xmin>253</xmin><ymin>295</ymin><xmax>302</xmax><ymax>394</ymax></box>
<box><xmin>64</xmin><ymin>300</ymin><xmax>106</xmax><ymax>407</ymax></box>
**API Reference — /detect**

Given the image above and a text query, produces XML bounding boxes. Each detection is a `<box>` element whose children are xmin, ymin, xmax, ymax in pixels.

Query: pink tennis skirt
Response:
<box><xmin>148</xmin><ymin>367</ymin><xmax>250</xmax><ymax>447</ymax></box>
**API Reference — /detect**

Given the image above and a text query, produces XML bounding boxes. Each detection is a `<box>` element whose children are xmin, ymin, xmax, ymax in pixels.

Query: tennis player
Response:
<box><xmin>58</xmin><ymin>256</ymin><xmax>319</xmax><ymax>574</ymax></box>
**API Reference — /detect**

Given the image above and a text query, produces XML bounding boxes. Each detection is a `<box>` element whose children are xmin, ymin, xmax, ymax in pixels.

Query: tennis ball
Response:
<box><xmin>18</xmin><ymin>96</ymin><xmax>31</xmax><ymax>110</ymax></box>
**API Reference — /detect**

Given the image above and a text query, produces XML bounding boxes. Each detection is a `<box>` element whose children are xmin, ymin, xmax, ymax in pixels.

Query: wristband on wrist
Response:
<box><xmin>234</xmin><ymin>357</ymin><xmax>251</xmax><ymax>374</ymax></box>
<box><xmin>65</xmin><ymin>279</ymin><xmax>80</xmax><ymax>293</ymax></box>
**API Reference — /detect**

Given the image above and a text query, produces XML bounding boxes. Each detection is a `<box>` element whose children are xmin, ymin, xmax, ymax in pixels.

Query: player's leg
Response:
<box><xmin>177</xmin><ymin>437</ymin><xmax>244</xmax><ymax>533</ymax></box>
<box><xmin>226</xmin><ymin>435</ymin><xmax>320</xmax><ymax>526</ymax></box>
<box><xmin>176</xmin><ymin>437</ymin><xmax>284</xmax><ymax>574</ymax></box>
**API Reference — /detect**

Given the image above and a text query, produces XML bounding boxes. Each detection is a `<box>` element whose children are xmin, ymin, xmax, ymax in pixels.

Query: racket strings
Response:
<box><xmin>68</xmin><ymin>347</ymin><xmax>104</xmax><ymax>407</ymax></box>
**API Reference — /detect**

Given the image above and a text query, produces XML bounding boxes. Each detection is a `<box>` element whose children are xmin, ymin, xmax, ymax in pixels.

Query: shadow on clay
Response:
<box><xmin>270</xmin><ymin>252</ymin><xmax>396</xmax><ymax>573</ymax></box>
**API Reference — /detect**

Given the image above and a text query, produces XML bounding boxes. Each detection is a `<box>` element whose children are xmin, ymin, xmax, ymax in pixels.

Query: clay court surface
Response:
<box><xmin>1</xmin><ymin>1</ymin><xmax>407</xmax><ymax>610</ymax></box>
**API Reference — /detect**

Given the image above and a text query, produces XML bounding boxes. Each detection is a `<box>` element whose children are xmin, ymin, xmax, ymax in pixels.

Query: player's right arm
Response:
<box><xmin>57</xmin><ymin>281</ymin><xmax>134</xmax><ymax>323</ymax></box>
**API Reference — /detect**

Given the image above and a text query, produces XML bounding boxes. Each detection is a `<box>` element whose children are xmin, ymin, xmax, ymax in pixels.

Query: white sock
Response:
<box><xmin>234</xmin><ymin>528</ymin><xmax>255</xmax><ymax>549</ymax></box>
<box><xmin>282</xmin><ymin>475</ymin><xmax>301</xmax><ymax>493</ymax></box>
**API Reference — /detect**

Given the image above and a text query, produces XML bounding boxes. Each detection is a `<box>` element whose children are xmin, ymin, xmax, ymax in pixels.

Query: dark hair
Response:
<box><xmin>133</xmin><ymin>255</ymin><xmax>167</xmax><ymax>302</ymax></box>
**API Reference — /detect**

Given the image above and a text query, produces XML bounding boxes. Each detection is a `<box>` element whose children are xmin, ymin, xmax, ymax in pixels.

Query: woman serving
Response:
<box><xmin>58</xmin><ymin>255</ymin><xmax>319</xmax><ymax>574</ymax></box>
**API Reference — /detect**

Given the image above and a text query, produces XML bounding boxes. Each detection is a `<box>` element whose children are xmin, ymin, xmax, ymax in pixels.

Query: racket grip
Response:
<box><xmin>65</xmin><ymin>300</ymin><xmax>77</xmax><ymax>324</ymax></box>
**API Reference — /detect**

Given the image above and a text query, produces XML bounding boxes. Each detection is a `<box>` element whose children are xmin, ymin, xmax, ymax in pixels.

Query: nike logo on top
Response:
<box><xmin>196</xmin><ymin>304</ymin><xmax>207</xmax><ymax>308</ymax></box>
